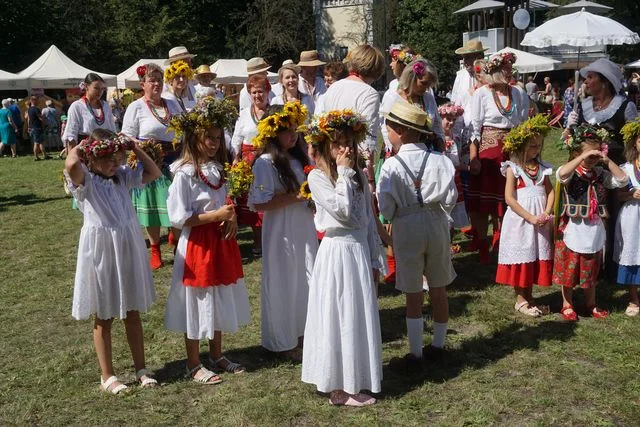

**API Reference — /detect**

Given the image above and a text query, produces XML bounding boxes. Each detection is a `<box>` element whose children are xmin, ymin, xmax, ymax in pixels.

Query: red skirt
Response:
<box><xmin>496</xmin><ymin>260</ymin><xmax>553</xmax><ymax>288</ymax></box>
<box><xmin>466</xmin><ymin>127</ymin><xmax>508</xmax><ymax>217</ymax></box>
<box><xmin>183</xmin><ymin>222</ymin><xmax>244</xmax><ymax>287</ymax></box>
<box><xmin>236</xmin><ymin>144</ymin><xmax>262</xmax><ymax>228</ymax></box>
<box><xmin>552</xmin><ymin>239</ymin><xmax>601</xmax><ymax>289</ymax></box>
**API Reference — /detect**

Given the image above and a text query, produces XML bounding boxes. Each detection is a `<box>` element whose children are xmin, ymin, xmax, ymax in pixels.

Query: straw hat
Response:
<box><xmin>165</xmin><ymin>46</ymin><xmax>197</xmax><ymax>65</ymax></box>
<box><xmin>246</xmin><ymin>57</ymin><xmax>271</xmax><ymax>75</ymax></box>
<box><xmin>383</xmin><ymin>101</ymin><xmax>431</xmax><ymax>134</ymax></box>
<box><xmin>580</xmin><ymin>58</ymin><xmax>623</xmax><ymax>93</ymax></box>
<box><xmin>194</xmin><ymin>64</ymin><xmax>216</xmax><ymax>78</ymax></box>
<box><xmin>298</xmin><ymin>50</ymin><xmax>326</xmax><ymax>67</ymax></box>
<box><xmin>455</xmin><ymin>39</ymin><xmax>489</xmax><ymax>55</ymax></box>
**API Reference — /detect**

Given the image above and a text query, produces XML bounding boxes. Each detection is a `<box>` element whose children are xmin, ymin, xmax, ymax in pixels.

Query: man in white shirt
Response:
<box><xmin>238</xmin><ymin>57</ymin><xmax>280</xmax><ymax>111</ymax></box>
<box><xmin>193</xmin><ymin>64</ymin><xmax>217</xmax><ymax>100</ymax></box>
<box><xmin>525</xmin><ymin>76</ymin><xmax>538</xmax><ymax>99</ymax></box>
<box><xmin>297</xmin><ymin>50</ymin><xmax>327</xmax><ymax>102</ymax></box>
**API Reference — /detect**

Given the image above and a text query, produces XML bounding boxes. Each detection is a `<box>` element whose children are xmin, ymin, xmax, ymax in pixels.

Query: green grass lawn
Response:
<box><xmin>1</xmin><ymin>132</ymin><xmax>639</xmax><ymax>426</ymax></box>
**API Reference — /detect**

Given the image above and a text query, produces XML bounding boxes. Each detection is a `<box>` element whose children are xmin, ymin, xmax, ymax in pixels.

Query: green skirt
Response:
<box><xmin>132</xmin><ymin>175</ymin><xmax>172</xmax><ymax>227</ymax></box>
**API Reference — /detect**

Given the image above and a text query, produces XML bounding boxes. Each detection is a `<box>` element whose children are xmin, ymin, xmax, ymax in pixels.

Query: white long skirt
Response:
<box><xmin>301</xmin><ymin>228</ymin><xmax>382</xmax><ymax>394</ymax></box>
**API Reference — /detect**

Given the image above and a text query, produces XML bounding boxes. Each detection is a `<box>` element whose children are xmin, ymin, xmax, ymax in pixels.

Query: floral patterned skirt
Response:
<box><xmin>552</xmin><ymin>239</ymin><xmax>601</xmax><ymax>289</ymax></box>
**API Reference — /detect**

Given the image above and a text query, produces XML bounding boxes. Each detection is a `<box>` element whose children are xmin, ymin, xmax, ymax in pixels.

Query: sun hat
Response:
<box><xmin>246</xmin><ymin>57</ymin><xmax>271</xmax><ymax>75</ymax></box>
<box><xmin>297</xmin><ymin>50</ymin><xmax>326</xmax><ymax>67</ymax></box>
<box><xmin>383</xmin><ymin>101</ymin><xmax>432</xmax><ymax>134</ymax></box>
<box><xmin>194</xmin><ymin>64</ymin><xmax>216</xmax><ymax>78</ymax></box>
<box><xmin>282</xmin><ymin>59</ymin><xmax>294</xmax><ymax>66</ymax></box>
<box><xmin>165</xmin><ymin>46</ymin><xmax>197</xmax><ymax>65</ymax></box>
<box><xmin>580</xmin><ymin>58</ymin><xmax>623</xmax><ymax>93</ymax></box>
<box><xmin>455</xmin><ymin>39</ymin><xmax>489</xmax><ymax>55</ymax></box>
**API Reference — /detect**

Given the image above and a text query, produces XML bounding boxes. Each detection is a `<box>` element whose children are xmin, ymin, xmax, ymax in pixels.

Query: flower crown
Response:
<box><xmin>483</xmin><ymin>52</ymin><xmax>516</xmax><ymax>74</ymax></box>
<box><xmin>438</xmin><ymin>103</ymin><xmax>464</xmax><ymax>119</ymax></box>
<box><xmin>169</xmin><ymin>97</ymin><xmax>238</xmax><ymax>142</ymax></box>
<box><xmin>78</xmin><ymin>135</ymin><xmax>132</xmax><ymax>159</ymax></box>
<box><xmin>502</xmin><ymin>114</ymin><xmax>551</xmax><ymax>154</ymax></box>
<box><xmin>560</xmin><ymin>123</ymin><xmax>611</xmax><ymax>152</ymax></box>
<box><xmin>164</xmin><ymin>60</ymin><xmax>194</xmax><ymax>82</ymax></box>
<box><xmin>252</xmin><ymin>101</ymin><xmax>308</xmax><ymax>150</ymax></box>
<box><xmin>303</xmin><ymin>109</ymin><xmax>368</xmax><ymax>146</ymax></box>
<box><xmin>621</xmin><ymin>117</ymin><xmax>640</xmax><ymax>146</ymax></box>
<box><xmin>396</xmin><ymin>51</ymin><xmax>422</xmax><ymax>66</ymax></box>
<box><xmin>136</xmin><ymin>65</ymin><xmax>147</xmax><ymax>79</ymax></box>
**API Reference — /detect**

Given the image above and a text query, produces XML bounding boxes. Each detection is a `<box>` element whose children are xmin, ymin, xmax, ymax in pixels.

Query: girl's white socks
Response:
<box><xmin>406</xmin><ymin>317</ymin><xmax>424</xmax><ymax>358</ymax></box>
<box><xmin>432</xmin><ymin>321</ymin><xmax>448</xmax><ymax>349</ymax></box>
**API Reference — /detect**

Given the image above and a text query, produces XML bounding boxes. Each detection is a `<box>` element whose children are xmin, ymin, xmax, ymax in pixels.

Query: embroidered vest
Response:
<box><xmin>561</xmin><ymin>168</ymin><xmax>608</xmax><ymax>219</ymax></box>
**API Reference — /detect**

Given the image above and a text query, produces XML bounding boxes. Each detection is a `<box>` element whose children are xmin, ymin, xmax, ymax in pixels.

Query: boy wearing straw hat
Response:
<box><xmin>377</xmin><ymin>101</ymin><xmax>457</xmax><ymax>371</ymax></box>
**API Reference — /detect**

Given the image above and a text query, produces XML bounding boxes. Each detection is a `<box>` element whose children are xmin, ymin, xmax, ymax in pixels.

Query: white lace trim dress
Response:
<box><xmin>301</xmin><ymin>166</ymin><xmax>383</xmax><ymax>395</ymax></box>
<box><xmin>613</xmin><ymin>163</ymin><xmax>640</xmax><ymax>266</ymax></box>
<box><xmin>247</xmin><ymin>154</ymin><xmax>318</xmax><ymax>351</ymax></box>
<box><xmin>62</xmin><ymin>99</ymin><xmax>117</xmax><ymax>142</ymax></box>
<box><xmin>498</xmin><ymin>161</ymin><xmax>554</xmax><ymax>265</ymax></box>
<box><xmin>65</xmin><ymin>164</ymin><xmax>155</xmax><ymax>320</ymax></box>
<box><xmin>164</xmin><ymin>162</ymin><xmax>250</xmax><ymax>340</ymax></box>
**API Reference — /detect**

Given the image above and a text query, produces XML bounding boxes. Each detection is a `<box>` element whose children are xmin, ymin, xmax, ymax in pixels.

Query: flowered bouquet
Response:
<box><xmin>78</xmin><ymin>135</ymin><xmax>132</xmax><ymax>159</ymax></box>
<box><xmin>224</xmin><ymin>160</ymin><xmax>253</xmax><ymax>199</ymax></box>
<box><xmin>252</xmin><ymin>101</ymin><xmax>308</xmax><ymax>150</ymax></box>
<box><xmin>560</xmin><ymin>123</ymin><xmax>611</xmax><ymax>153</ymax></box>
<box><xmin>164</xmin><ymin>60</ymin><xmax>194</xmax><ymax>82</ymax></box>
<box><xmin>127</xmin><ymin>139</ymin><xmax>164</xmax><ymax>169</ymax></box>
<box><xmin>483</xmin><ymin>52</ymin><xmax>516</xmax><ymax>74</ymax></box>
<box><xmin>169</xmin><ymin>97</ymin><xmax>238</xmax><ymax>145</ymax></box>
<box><xmin>621</xmin><ymin>117</ymin><xmax>640</xmax><ymax>146</ymax></box>
<box><xmin>298</xmin><ymin>165</ymin><xmax>316</xmax><ymax>200</ymax></box>
<box><xmin>503</xmin><ymin>114</ymin><xmax>551</xmax><ymax>154</ymax></box>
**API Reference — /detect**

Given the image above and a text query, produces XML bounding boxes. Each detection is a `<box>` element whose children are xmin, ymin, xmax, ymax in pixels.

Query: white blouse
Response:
<box><xmin>298</xmin><ymin>75</ymin><xmax>327</xmax><ymax>101</ymax></box>
<box><xmin>121</xmin><ymin>97</ymin><xmax>182</xmax><ymax>142</ymax></box>
<box><xmin>470</xmin><ymin>85</ymin><xmax>527</xmax><ymax>141</ymax></box>
<box><xmin>162</xmin><ymin>89</ymin><xmax>196</xmax><ymax>113</ymax></box>
<box><xmin>315</xmin><ymin>78</ymin><xmax>381</xmax><ymax>154</ymax></box>
<box><xmin>230</xmin><ymin>107</ymin><xmax>260</xmax><ymax>157</ymax></box>
<box><xmin>379</xmin><ymin>90</ymin><xmax>445</xmax><ymax>151</ymax></box>
<box><xmin>557</xmin><ymin>168</ymin><xmax>628</xmax><ymax>253</ymax></box>
<box><xmin>62</xmin><ymin>98</ymin><xmax>117</xmax><ymax>142</ymax></box>
<box><xmin>450</xmin><ymin>69</ymin><xmax>477</xmax><ymax>128</ymax></box>
<box><xmin>579</xmin><ymin>95</ymin><xmax>638</xmax><ymax>126</ymax></box>
<box><xmin>239</xmin><ymin>85</ymin><xmax>280</xmax><ymax>111</ymax></box>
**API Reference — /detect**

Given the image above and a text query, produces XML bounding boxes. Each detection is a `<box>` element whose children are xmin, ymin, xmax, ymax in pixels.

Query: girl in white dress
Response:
<box><xmin>248</xmin><ymin>101</ymin><xmax>318</xmax><ymax>361</ymax></box>
<box><xmin>165</xmin><ymin>98</ymin><xmax>250</xmax><ymax>384</ymax></box>
<box><xmin>301</xmin><ymin>110</ymin><xmax>382</xmax><ymax>407</ymax></box>
<box><xmin>495</xmin><ymin>115</ymin><xmax>555</xmax><ymax>317</ymax></box>
<box><xmin>614</xmin><ymin>119</ymin><xmax>640</xmax><ymax>316</ymax></box>
<box><xmin>64</xmin><ymin>129</ymin><xmax>161</xmax><ymax>394</ymax></box>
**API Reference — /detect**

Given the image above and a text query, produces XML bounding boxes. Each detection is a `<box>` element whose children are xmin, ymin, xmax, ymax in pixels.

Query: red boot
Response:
<box><xmin>168</xmin><ymin>229</ymin><xmax>176</xmax><ymax>247</ymax></box>
<box><xmin>478</xmin><ymin>239</ymin><xmax>491</xmax><ymax>265</ymax></box>
<box><xmin>384</xmin><ymin>255</ymin><xmax>396</xmax><ymax>284</ymax></box>
<box><xmin>491</xmin><ymin>229</ymin><xmax>501</xmax><ymax>252</ymax></box>
<box><xmin>150</xmin><ymin>244</ymin><xmax>163</xmax><ymax>270</ymax></box>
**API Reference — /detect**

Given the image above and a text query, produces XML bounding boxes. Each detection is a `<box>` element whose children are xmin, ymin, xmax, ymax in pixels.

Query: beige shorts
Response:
<box><xmin>393</xmin><ymin>208</ymin><xmax>456</xmax><ymax>293</ymax></box>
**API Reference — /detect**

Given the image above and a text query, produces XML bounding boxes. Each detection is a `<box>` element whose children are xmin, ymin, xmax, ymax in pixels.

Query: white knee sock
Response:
<box><xmin>432</xmin><ymin>321</ymin><xmax>448</xmax><ymax>348</ymax></box>
<box><xmin>406</xmin><ymin>317</ymin><xmax>424</xmax><ymax>358</ymax></box>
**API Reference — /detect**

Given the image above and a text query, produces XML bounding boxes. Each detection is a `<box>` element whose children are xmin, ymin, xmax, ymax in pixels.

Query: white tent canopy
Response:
<box><xmin>495</xmin><ymin>47</ymin><xmax>560</xmax><ymax>73</ymax></box>
<box><xmin>0</xmin><ymin>69</ymin><xmax>27</xmax><ymax>90</ymax></box>
<box><xmin>626</xmin><ymin>59</ymin><xmax>640</xmax><ymax>69</ymax></box>
<box><xmin>17</xmin><ymin>45</ymin><xmax>116</xmax><ymax>89</ymax></box>
<box><xmin>454</xmin><ymin>0</ymin><xmax>504</xmax><ymax>14</ymax></box>
<box><xmin>210</xmin><ymin>59</ymin><xmax>278</xmax><ymax>85</ymax></box>
<box><xmin>560</xmin><ymin>1</ymin><xmax>612</xmax><ymax>14</ymax></box>
<box><xmin>117</xmin><ymin>59</ymin><xmax>165</xmax><ymax>89</ymax></box>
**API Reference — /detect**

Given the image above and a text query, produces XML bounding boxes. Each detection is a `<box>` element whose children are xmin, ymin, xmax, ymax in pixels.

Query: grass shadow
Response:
<box><xmin>0</xmin><ymin>193</ymin><xmax>68</xmax><ymax>211</ymax></box>
<box><xmin>380</xmin><ymin>320</ymin><xmax>577</xmax><ymax>399</ymax></box>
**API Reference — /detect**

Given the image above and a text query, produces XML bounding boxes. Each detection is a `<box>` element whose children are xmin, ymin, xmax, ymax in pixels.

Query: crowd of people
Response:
<box><xmin>20</xmin><ymin>39</ymin><xmax>639</xmax><ymax>406</ymax></box>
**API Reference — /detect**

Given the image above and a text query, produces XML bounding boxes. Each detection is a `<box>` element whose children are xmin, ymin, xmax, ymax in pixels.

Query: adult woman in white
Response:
<box><xmin>162</xmin><ymin>60</ymin><xmax>196</xmax><ymax>112</ymax></box>
<box><xmin>62</xmin><ymin>73</ymin><xmax>117</xmax><ymax>147</ymax></box>
<box><xmin>468</xmin><ymin>52</ymin><xmax>527</xmax><ymax>264</ymax></box>
<box><xmin>122</xmin><ymin>63</ymin><xmax>182</xmax><ymax>270</ymax></box>
<box><xmin>272</xmin><ymin>63</ymin><xmax>314</xmax><ymax>117</ymax></box>
<box><xmin>231</xmin><ymin>74</ymin><xmax>272</xmax><ymax>256</ymax></box>
<box><xmin>380</xmin><ymin>58</ymin><xmax>445</xmax><ymax>152</ymax></box>
<box><xmin>248</xmin><ymin>102</ymin><xmax>318</xmax><ymax>361</ymax></box>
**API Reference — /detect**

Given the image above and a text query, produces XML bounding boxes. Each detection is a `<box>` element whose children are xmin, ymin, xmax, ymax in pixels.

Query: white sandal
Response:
<box><xmin>136</xmin><ymin>368</ymin><xmax>158</xmax><ymax>388</ymax></box>
<box><xmin>100</xmin><ymin>375</ymin><xmax>128</xmax><ymax>395</ymax></box>
<box><xmin>625</xmin><ymin>304</ymin><xmax>640</xmax><ymax>317</ymax></box>
<box><xmin>185</xmin><ymin>363</ymin><xmax>223</xmax><ymax>385</ymax></box>
<box><xmin>515</xmin><ymin>301</ymin><xmax>542</xmax><ymax>317</ymax></box>
<box><xmin>210</xmin><ymin>356</ymin><xmax>246</xmax><ymax>374</ymax></box>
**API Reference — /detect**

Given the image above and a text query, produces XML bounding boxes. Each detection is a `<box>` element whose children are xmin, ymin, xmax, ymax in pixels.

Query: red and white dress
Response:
<box><xmin>164</xmin><ymin>161</ymin><xmax>250</xmax><ymax>339</ymax></box>
<box><xmin>496</xmin><ymin>161</ymin><xmax>553</xmax><ymax>287</ymax></box>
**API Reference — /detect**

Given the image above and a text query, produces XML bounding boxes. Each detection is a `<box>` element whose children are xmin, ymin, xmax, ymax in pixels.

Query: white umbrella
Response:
<box><xmin>454</xmin><ymin>0</ymin><xmax>504</xmax><ymax>14</ymax></box>
<box><xmin>117</xmin><ymin>59</ymin><xmax>165</xmax><ymax>89</ymax></box>
<box><xmin>495</xmin><ymin>47</ymin><xmax>560</xmax><ymax>73</ymax></box>
<box><xmin>626</xmin><ymin>59</ymin><xmax>640</xmax><ymax>69</ymax></box>
<box><xmin>522</xmin><ymin>8</ymin><xmax>639</xmax><ymax>96</ymax></box>
<box><xmin>211</xmin><ymin>59</ymin><xmax>278</xmax><ymax>85</ymax></box>
<box><xmin>560</xmin><ymin>0</ymin><xmax>612</xmax><ymax>14</ymax></box>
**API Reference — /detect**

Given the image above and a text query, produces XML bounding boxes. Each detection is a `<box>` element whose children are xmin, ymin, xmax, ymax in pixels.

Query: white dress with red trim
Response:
<box><xmin>164</xmin><ymin>161</ymin><xmax>250</xmax><ymax>340</ymax></box>
<box><xmin>496</xmin><ymin>161</ymin><xmax>553</xmax><ymax>288</ymax></box>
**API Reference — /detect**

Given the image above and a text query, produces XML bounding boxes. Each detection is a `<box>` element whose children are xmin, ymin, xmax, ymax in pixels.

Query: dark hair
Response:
<box><xmin>624</xmin><ymin>139</ymin><xmax>639</xmax><ymax>163</ymax></box>
<box><xmin>178</xmin><ymin>126</ymin><xmax>228</xmax><ymax>178</ymax></box>
<box><xmin>84</xmin><ymin>73</ymin><xmax>105</xmax><ymax>85</ymax></box>
<box><xmin>594</xmin><ymin>72</ymin><xmax>616</xmax><ymax>97</ymax></box>
<box><xmin>254</xmin><ymin>104</ymin><xmax>309</xmax><ymax>193</ymax></box>
<box><xmin>324</xmin><ymin>61</ymin><xmax>348</xmax><ymax>80</ymax></box>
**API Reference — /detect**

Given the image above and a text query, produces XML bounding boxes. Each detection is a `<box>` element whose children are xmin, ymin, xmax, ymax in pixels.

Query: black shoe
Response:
<box><xmin>422</xmin><ymin>345</ymin><xmax>446</xmax><ymax>363</ymax></box>
<box><xmin>388</xmin><ymin>353</ymin><xmax>423</xmax><ymax>373</ymax></box>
